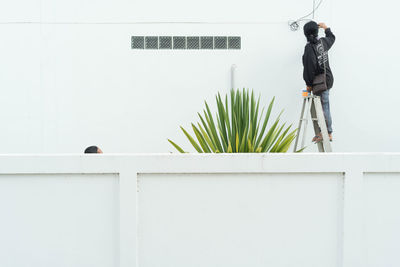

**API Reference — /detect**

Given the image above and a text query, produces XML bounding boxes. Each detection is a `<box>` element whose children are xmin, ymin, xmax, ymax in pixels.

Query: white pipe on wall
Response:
<box><xmin>231</xmin><ymin>64</ymin><xmax>237</xmax><ymax>90</ymax></box>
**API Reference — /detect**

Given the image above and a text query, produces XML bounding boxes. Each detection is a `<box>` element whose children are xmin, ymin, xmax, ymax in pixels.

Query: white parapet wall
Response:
<box><xmin>0</xmin><ymin>153</ymin><xmax>399</xmax><ymax>267</ymax></box>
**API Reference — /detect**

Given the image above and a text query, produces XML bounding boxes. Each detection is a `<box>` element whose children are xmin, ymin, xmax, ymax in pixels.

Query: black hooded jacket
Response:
<box><xmin>302</xmin><ymin>28</ymin><xmax>336</xmax><ymax>89</ymax></box>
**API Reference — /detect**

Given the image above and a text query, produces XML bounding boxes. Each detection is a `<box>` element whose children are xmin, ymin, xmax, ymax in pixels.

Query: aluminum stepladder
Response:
<box><xmin>293</xmin><ymin>93</ymin><xmax>332</xmax><ymax>152</ymax></box>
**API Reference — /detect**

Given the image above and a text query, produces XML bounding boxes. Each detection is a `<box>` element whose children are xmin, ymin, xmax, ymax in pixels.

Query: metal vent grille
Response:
<box><xmin>132</xmin><ymin>36</ymin><xmax>241</xmax><ymax>50</ymax></box>
<box><xmin>201</xmin><ymin>36</ymin><xmax>213</xmax><ymax>49</ymax></box>
<box><xmin>228</xmin><ymin>36</ymin><xmax>241</xmax><ymax>49</ymax></box>
<box><xmin>173</xmin><ymin>36</ymin><xmax>186</xmax><ymax>49</ymax></box>
<box><xmin>187</xmin><ymin>37</ymin><xmax>200</xmax><ymax>49</ymax></box>
<box><xmin>145</xmin><ymin>36</ymin><xmax>158</xmax><ymax>49</ymax></box>
<box><xmin>131</xmin><ymin>36</ymin><xmax>144</xmax><ymax>49</ymax></box>
<box><xmin>214</xmin><ymin>36</ymin><xmax>227</xmax><ymax>49</ymax></box>
<box><xmin>159</xmin><ymin>36</ymin><xmax>172</xmax><ymax>49</ymax></box>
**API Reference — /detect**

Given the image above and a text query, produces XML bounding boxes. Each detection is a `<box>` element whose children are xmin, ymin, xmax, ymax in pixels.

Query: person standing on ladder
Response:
<box><xmin>302</xmin><ymin>21</ymin><xmax>336</xmax><ymax>142</ymax></box>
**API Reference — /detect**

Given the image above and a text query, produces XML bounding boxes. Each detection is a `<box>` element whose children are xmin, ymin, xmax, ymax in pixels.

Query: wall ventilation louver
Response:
<box><xmin>145</xmin><ymin>36</ymin><xmax>158</xmax><ymax>49</ymax></box>
<box><xmin>131</xmin><ymin>36</ymin><xmax>241</xmax><ymax>50</ymax></box>
<box><xmin>159</xmin><ymin>36</ymin><xmax>172</xmax><ymax>49</ymax></box>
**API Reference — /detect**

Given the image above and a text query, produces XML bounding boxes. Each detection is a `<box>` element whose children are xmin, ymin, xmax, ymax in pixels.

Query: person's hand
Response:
<box><xmin>307</xmin><ymin>86</ymin><xmax>312</xmax><ymax>92</ymax></box>
<box><xmin>318</xmin><ymin>23</ymin><xmax>328</xmax><ymax>29</ymax></box>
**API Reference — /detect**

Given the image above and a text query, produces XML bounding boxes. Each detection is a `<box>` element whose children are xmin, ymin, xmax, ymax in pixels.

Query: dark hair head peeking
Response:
<box><xmin>84</xmin><ymin>146</ymin><xmax>102</xmax><ymax>154</ymax></box>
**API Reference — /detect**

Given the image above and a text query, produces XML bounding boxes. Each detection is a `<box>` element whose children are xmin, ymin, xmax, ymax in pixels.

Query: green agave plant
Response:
<box><xmin>168</xmin><ymin>89</ymin><xmax>298</xmax><ymax>153</ymax></box>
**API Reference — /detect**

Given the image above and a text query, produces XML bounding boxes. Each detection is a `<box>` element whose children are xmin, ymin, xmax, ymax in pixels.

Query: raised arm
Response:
<box><xmin>318</xmin><ymin>22</ymin><xmax>336</xmax><ymax>50</ymax></box>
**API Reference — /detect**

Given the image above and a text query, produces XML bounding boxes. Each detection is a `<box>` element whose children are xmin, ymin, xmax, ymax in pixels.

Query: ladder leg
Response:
<box><xmin>301</xmin><ymin>98</ymin><xmax>311</xmax><ymax>149</ymax></box>
<box><xmin>293</xmin><ymin>98</ymin><xmax>307</xmax><ymax>152</ymax></box>
<box><xmin>310</xmin><ymin>99</ymin><xmax>325</xmax><ymax>152</ymax></box>
<box><xmin>314</xmin><ymin>97</ymin><xmax>332</xmax><ymax>152</ymax></box>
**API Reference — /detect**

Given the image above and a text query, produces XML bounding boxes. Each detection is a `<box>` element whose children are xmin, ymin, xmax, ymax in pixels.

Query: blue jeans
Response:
<box><xmin>315</xmin><ymin>90</ymin><xmax>332</xmax><ymax>134</ymax></box>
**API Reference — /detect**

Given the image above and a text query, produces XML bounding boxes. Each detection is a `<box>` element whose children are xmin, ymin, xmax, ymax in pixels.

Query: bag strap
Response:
<box><xmin>311</xmin><ymin>39</ymin><xmax>327</xmax><ymax>75</ymax></box>
<box><xmin>321</xmin><ymin>40</ymin><xmax>327</xmax><ymax>75</ymax></box>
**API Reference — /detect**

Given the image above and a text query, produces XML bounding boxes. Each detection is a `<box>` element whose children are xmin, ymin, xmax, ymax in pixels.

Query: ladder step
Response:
<box><xmin>294</xmin><ymin>95</ymin><xmax>332</xmax><ymax>153</ymax></box>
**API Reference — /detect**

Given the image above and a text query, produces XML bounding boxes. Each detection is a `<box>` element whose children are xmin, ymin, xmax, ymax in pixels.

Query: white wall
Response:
<box><xmin>0</xmin><ymin>173</ymin><xmax>119</xmax><ymax>267</ymax></box>
<box><xmin>0</xmin><ymin>153</ymin><xmax>400</xmax><ymax>267</ymax></box>
<box><xmin>138</xmin><ymin>173</ymin><xmax>343</xmax><ymax>267</ymax></box>
<box><xmin>1</xmin><ymin>0</ymin><xmax>400</xmax><ymax>153</ymax></box>
<box><xmin>364</xmin><ymin>173</ymin><xmax>400</xmax><ymax>267</ymax></box>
